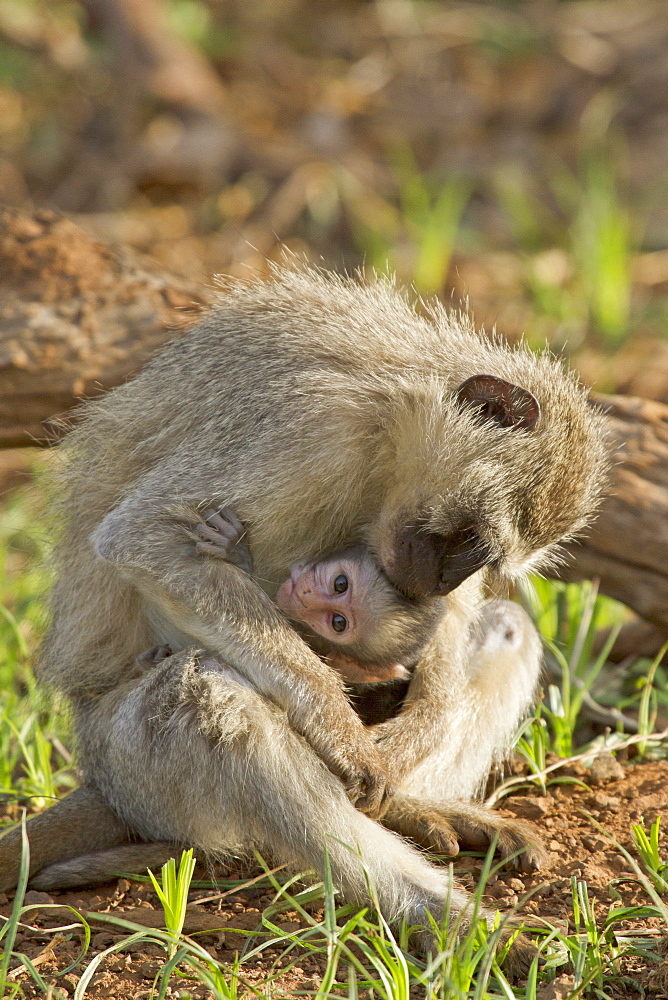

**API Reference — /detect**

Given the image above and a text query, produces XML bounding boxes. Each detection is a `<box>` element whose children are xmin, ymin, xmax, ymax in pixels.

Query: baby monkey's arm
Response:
<box><xmin>193</xmin><ymin>507</ymin><xmax>253</xmax><ymax>574</ymax></box>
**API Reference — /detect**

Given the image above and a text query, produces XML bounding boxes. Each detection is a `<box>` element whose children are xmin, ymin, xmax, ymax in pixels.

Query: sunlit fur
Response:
<box><xmin>41</xmin><ymin>265</ymin><xmax>607</xmax><ymax>698</ymax></box>
<box><xmin>29</xmin><ymin>266</ymin><xmax>609</xmax><ymax>944</ymax></box>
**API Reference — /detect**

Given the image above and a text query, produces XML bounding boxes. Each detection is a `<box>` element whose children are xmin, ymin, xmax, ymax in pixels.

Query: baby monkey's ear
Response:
<box><xmin>455</xmin><ymin>375</ymin><xmax>540</xmax><ymax>431</ymax></box>
<box><xmin>327</xmin><ymin>653</ymin><xmax>410</xmax><ymax>685</ymax></box>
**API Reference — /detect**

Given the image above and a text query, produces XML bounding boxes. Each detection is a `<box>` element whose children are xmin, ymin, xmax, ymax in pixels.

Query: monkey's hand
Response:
<box><xmin>194</xmin><ymin>508</ymin><xmax>253</xmax><ymax>575</ymax></box>
<box><xmin>307</xmin><ymin>727</ymin><xmax>393</xmax><ymax>819</ymax></box>
<box><xmin>383</xmin><ymin>795</ymin><xmax>546</xmax><ymax>873</ymax></box>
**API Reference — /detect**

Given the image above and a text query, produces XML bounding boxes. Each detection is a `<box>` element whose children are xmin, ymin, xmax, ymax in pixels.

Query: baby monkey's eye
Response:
<box><xmin>331</xmin><ymin>614</ymin><xmax>347</xmax><ymax>633</ymax></box>
<box><xmin>333</xmin><ymin>574</ymin><xmax>348</xmax><ymax>594</ymax></box>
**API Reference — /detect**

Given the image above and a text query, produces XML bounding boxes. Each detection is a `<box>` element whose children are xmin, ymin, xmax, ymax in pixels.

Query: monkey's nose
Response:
<box><xmin>301</xmin><ymin>593</ymin><xmax>331</xmax><ymax>613</ymax></box>
<box><xmin>435</xmin><ymin>525</ymin><xmax>492</xmax><ymax>596</ymax></box>
<box><xmin>387</xmin><ymin>521</ymin><xmax>491</xmax><ymax>599</ymax></box>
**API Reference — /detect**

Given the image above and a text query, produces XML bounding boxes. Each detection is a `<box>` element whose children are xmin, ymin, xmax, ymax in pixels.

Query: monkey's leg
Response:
<box><xmin>381</xmin><ymin>601</ymin><xmax>546</xmax><ymax>871</ymax></box>
<box><xmin>76</xmin><ymin>649</ymin><xmax>469</xmax><ymax>932</ymax></box>
<box><xmin>26</xmin><ymin>652</ymin><xmax>538</xmax><ymax>975</ymax></box>
<box><xmin>0</xmin><ymin>786</ymin><xmax>132</xmax><ymax>892</ymax></box>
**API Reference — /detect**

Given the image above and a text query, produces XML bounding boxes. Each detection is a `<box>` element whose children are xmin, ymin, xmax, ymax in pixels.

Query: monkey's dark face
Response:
<box><xmin>374</xmin><ymin>374</ymin><xmax>543</xmax><ymax>600</ymax></box>
<box><xmin>382</xmin><ymin>517</ymin><xmax>493</xmax><ymax>600</ymax></box>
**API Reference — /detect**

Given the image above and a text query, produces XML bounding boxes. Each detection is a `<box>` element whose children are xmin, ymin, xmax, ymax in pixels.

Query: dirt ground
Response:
<box><xmin>2</xmin><ymin>758</ymin><xmax>667</xmax><ymax>999</ymax></box>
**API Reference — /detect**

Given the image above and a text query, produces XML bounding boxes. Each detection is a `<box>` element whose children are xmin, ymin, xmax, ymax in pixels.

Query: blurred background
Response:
<box><xmin>1</xmin><ymin>8</ymin><xmax>668</xmax><ymax>977</ymax></box>
<box><xmin>1</xmin><ymin>0</ymin><xmax>667</xmax><ymax>394</ymax></box>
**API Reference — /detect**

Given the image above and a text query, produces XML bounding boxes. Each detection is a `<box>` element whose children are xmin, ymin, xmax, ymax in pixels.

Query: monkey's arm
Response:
<box><xmin>93</xmin><ymin>493</ymin><xmax>390</xmax><ymax>817</ymax></box>
<box><xmin>365</xmin><ymin>581</ymin><xmax>476</xmax><ymax>777</ymax></box>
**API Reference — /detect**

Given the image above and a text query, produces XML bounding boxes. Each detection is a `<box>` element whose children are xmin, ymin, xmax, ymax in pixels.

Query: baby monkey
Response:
<box><xmin>193</xmin><ymin>507</ymin><xmax>444</xmax><ymax>684</ymax></box>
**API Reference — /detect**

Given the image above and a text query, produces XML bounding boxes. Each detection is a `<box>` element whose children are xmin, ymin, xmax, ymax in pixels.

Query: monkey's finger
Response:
<box><xmin>216</xmin><ymin>507</ymin><xmax>247</xmax><ymax>535</ymax></box>
<box><xmin>196</xmin><ymin>540</ymin><xmax>232</xmax><ymax>559</ymax></box>
<box><xmin>195</xmin><ymin>523</ymin><xmax>230</xmax><ymax>546</ymax></box>
<box><xmin>441</xmin><ymin>809</ymin><xmax>546</xmax><ymax>872</ymax></box>
<box><xmin>200</xmin><ymin>515</ymin><xmax>240</xmax><ymax>542</ymax></box>
<box><xmin>354</xmin><ymin>776</ymin><xmax>392</xmax><ymax>821</ymax></box>
<box><xmin>489</xmin><ymin>818</ymin><xmax>546</xmax><ymax>872</ymax></box>
<box><xmin>420</xmin><ymin>824</ymin><xmax>460</xmax><ymax>857</ymax></box>
<box><xmin>390</xmin><ymin>808</ymin><xmax>461</xmax><ymax>856</ymax></box>
<box><xmin>203</xmin><ymin>508</ymin><xmax>247</xmax><ymax>543</ymax></box>
<box><xmin>497</xmin><ymin>833</ymin><xmax>546</xmax><ymax>873</ymax></box>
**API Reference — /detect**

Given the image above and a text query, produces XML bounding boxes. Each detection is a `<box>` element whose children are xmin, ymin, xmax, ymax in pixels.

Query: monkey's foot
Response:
<box><xmin>383</xmin><ymin>796</ymin><xmax>546</xmax><ymax>873</ymax></box>
<box><xmin>194</xmin><ymin>507</ymin><xmax>252</xmax><ymax>573</ymax></box>
<box><xmin>411</xmin><ymin>912</ymin><xmax>542</xmax><ymax>979</ymax></box>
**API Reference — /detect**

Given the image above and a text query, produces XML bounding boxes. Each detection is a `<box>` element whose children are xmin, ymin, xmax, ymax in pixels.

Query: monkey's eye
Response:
<box><xmin>333</xmin><ymin>574</ymin><xmax>348</xmax><ymax>594</ymax></box>
<box><xmin>331</xmin><ymin>614</ymin><xmax>347</xmax><ymax>633</ymax></box>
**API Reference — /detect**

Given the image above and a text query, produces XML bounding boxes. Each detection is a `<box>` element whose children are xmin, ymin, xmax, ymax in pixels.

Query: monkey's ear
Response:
<box><xmin>327</xmin><ymin>654</ymin><xmax>409</xmax><ymax>685</ymax></box>
<box><xmin>455</xmin><ymin>375</ymin><xmax>540</xmax><ymax>431</ymax></box>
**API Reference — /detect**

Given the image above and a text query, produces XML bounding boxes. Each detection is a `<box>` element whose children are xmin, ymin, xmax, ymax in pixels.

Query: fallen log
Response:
<box><xmin>0</xmin><ymin>207</ymin><xmax>211</xmax><ymax>446</ymax></box>
<box><xmin>560</xmin><ymin>393</ymin><xmax>668</xmax><ymax>634</ymax></box>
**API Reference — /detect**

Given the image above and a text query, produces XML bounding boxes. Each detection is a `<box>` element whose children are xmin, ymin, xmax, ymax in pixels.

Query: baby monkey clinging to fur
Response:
<box><xmin>193</xmin><ymin>506</ymin><xmax>444</xmax><ymax>684</ymax></box>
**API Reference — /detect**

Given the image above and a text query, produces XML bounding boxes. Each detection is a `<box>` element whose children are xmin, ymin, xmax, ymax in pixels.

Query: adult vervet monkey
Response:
<box><xmin>0</xmin><ymin>268</ymin><xmax>607</xmax><ymax>962</ymax></box>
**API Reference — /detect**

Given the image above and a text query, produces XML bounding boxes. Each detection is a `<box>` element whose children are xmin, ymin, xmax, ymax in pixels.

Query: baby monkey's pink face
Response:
<box><xmin>193</xmin><ymin>509</ymin><xmax>434</xmax><ymax>685</ymax></box>
<box><xmin>275</xmin><ymin>552</ymin><xmax>372</xmax><ymax>647</ymax></box>
<box><xmin>274</xmin><ymin>546</ymin><xmax>437</xmax><ymax>685</ymax></box>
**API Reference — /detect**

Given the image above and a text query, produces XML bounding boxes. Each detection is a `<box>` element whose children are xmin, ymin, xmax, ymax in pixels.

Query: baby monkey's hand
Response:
<box><xmin>194</xmin><ymin>507</ymin><xmax>253</xmax><ymax>575</ymax></box>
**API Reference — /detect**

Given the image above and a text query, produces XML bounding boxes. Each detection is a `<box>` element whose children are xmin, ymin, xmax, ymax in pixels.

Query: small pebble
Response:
<box><xmin>588</xmin><ymin>753</ymin><xmax>624</xmax><ymax>785</ymax></box>
<box><xmin>585</xmin><ymin>792</ymin><xmax>621</xmax><ymax>812</ymax></box>
<box><xmin>503</xmin><ymin>795</ymin><xmax>549</xmax><ymax>819</ymax></box>
<box><xmin>582</xmin><ymin>835</ymin><xmax>606</xmax><ymax>852</ymax></box>
<box><xmin>139</xmin><ymin>960</ymin><xmax>162</xmax><ymax>980</ymax></box>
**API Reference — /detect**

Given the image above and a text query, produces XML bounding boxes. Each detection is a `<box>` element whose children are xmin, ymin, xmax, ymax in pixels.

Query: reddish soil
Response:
<box><xmin>2</xmin><ymin>758</ymin><xmax>667</xmax><ymax>999</ymax></box>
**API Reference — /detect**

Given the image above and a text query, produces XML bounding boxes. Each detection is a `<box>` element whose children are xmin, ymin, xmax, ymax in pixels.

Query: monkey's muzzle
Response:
<box><xmin>387</xmin><ymin>521</ymin><xmax>491</xmax><ymax>599</ymax></box>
